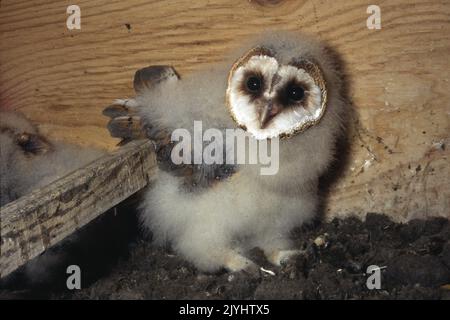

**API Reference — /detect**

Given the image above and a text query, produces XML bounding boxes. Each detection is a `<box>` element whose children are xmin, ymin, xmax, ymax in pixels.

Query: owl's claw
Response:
<box><xmin>133</xmin><ymin>65</ymin><xmax>179</xmax><ymax>94</ymax></box>
<box><xmin>241</xmin><ymin>262</ymin><xmax>262</xmax><ymax>278</ymax></box>
<box><xmin>267</xmin><ymin>249</ymin><xmax>305</xmax><ymax>267</ymax></box>
<box><xmin>103</xmin><ymin>99</ymin><xmax>140</xmax><ymax>118</ymax></box>
<box><xmin>106</xmin><ymin>115</ymin><xmax>145</xmax><ymax>140</ymax></box>
<box><xmin>224</xmin><ymin>252</ymin><xmax>260</xmax><ymax>276</ymax></box>
<box><xmin>103</xmin><ymin>99</ymin><xmax>146</xmax><ymax>143</ymax></box>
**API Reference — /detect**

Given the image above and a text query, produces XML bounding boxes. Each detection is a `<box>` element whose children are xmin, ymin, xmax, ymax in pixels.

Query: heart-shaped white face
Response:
<box><xmin>226</xmin><ymin>47</ymin><xmax>328</xmax><ymax>140</ymax></box>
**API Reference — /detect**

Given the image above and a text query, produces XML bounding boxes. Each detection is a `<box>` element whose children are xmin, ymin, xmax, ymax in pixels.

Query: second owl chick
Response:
<box><xmin>0</xmin><ymin>111</ymin><xmax>104</xmax><ymax>206</ymax></box>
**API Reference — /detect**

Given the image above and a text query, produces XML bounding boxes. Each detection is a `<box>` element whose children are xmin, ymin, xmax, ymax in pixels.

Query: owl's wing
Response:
<box><xmin>103</xmin><ymin>66</ymin><xmax>237</xmax><ymax>191</ymax></box>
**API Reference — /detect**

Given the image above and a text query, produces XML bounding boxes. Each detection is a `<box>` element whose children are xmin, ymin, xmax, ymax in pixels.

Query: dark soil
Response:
<box><xmin>1</xmin><ymin>204</ymin><xmax>449</xmax><ymax>300</ymax></box>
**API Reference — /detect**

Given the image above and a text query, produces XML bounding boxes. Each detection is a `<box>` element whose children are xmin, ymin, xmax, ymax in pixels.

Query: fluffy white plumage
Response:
<box><xmin>108</xmin><ymin>31</ymin><xmax>347</xmax><ymax>272</ymax></box>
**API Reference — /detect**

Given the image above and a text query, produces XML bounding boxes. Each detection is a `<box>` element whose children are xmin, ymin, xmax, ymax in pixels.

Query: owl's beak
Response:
<box><xmin>259</xmin><ymin>102</ymin><xmax>280</xmax><ymax>129</ymax></box>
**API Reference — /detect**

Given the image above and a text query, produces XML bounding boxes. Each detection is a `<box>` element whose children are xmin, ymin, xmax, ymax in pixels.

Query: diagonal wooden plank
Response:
<box><xmin>0</xmin><ymin>140</ymin><xmax>156</xmax><ymax>279</ymax></box>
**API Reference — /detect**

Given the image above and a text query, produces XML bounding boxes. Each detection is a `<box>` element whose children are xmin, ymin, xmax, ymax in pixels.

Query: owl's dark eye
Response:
<box><xmin>246</xmin><ymin>76</ymin><xmax>262</xmax><ymax>93</ymax></box>
<box><xmin>286</xmin><ymin>84</ymin><xmax>305</xmax><ymax>102</ymax></box>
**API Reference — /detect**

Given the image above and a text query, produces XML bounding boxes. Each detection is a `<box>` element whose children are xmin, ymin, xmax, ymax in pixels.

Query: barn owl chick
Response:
<box><xmin>0</xmin><ymin>111</ymin><xmax>104</xmax><ymax>206</ymax></box>
<box><xmin>104</xmin><ymin>32</ymin><xmax>347</xmax><ymax>273</ymax></box>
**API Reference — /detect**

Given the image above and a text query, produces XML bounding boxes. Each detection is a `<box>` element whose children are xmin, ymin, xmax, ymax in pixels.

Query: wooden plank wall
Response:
<box><xmin>0</xmin><ymin>0</ymin><xmax>449</xmax><ymax>221</ymax></box>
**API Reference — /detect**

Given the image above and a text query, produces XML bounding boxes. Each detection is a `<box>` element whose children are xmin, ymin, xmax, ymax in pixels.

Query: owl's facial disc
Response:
<box><xmin>226</xmin><ymin>47</ymin><xmax>327</xmax><ymax>140</ymax></box>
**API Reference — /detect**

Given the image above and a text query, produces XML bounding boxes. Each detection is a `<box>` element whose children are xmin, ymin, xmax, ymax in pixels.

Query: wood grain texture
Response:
<box><xmin>0</xmin><ymin>0</ymin><xmax>449</xmax><ymax>220</ymax></box>
<box><xmin>0</xmin><ymin>140</ymin><xmax>156</xmax><ymax>278</ymax></box>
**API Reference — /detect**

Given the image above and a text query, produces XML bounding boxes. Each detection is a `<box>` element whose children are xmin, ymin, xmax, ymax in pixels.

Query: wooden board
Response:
<box><xmin>0</xmin><ymin>140</ymin><xmax>156</xmax><ymax>278</ymax></box>
<box><xmin>0</xmin><ymin>0</ymin><xmax>449</xmax><ymax>221</ymax></box>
